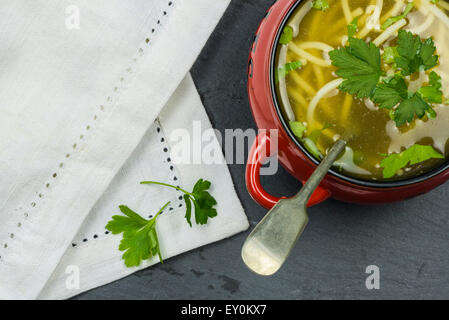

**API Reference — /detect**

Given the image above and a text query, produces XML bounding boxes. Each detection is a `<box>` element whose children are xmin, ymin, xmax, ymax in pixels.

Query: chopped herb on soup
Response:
<box><xmin>279</xmin><ymin>26</ymin><xmax>293</xmax><ymax>44</ymax></box>
<box><xmin>312</xmin><ymin>0</ymin><xmax>330</xmax><ymax>11</ymax></box>
<box><xmin>381</xmin><ymin>2</ymin><xmax>414</xmax><ymax>30</ymax></box>
<box><xmin>347</xmin><ymin>17</ymin><xmax>359</xmax><ymax>37</ymax></box>
<box><xmin>276</xmin><ymin>60</ymin><xmax>303</xmax><ymax>83</ymax></box>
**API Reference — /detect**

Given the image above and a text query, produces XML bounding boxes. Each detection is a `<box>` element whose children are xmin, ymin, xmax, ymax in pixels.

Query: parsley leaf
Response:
<box><xmin>312</xmin><ymin>0</ymin><xmax>329</xmax><ymax>11</ymax></box>
<box><xmin>418</xmin><ymin>71</ymin><xmax>443</xmax><ymax>104</ymax></box>
<box><xmin>276</xmin><ymin>61</ymin><xmax>303</xmax><ymax>83</ymax></box>
<box><xmin>289</xmin><ymin>121</ymin><xmax>307</xmax><ymax>138</ymax></box>
<box><xmin>189</xmin><ymin>179</ymin><xmax>218</xmax><ymax>225</ymax></box>
<box><xmin>140</xmin><ymin>179</ymin><xmax>217</xmax><ymax>227</ymax></box>
<box><xmin>395</xmin><ymin>30</ymin><xmax>439</xmax><ymax>76</ymax></box>
<box><xmin>329</xmin><ymin>37</ymin><xmax>382</xmax><ymax>98</ymax></box>
<box><xmin>394</xmin><ymin>93</ymin><xmax>431</xmax><ymax>126</ymax></box>
<box><xmin>372</xmin><ymin>75</ymin><xmax>408</xmax><ymax>110</ymax></box>
<box><xmin>279</xmin><ymin>26</ymin><xmax>293</xmax><ymax>45</ymax></box>
<box><xmin>381</xmin><ymin>2</ymin><xmax>414</xmax><ymax>30</ymax></box>
<box><xmin>372</xmin><ymin>73</ymin><xmax>439</xmax><ymax>126</ymax></box>
<box><xmin>383</xmin><ymin>46</ymin><xmax>399</xmax><ymax>64</ymax></box>
<box><xmin>106</xmin><ymin>203</ymin><xmax>170</xmax><ymax>267</ymax></box>
<box><xmin>380</xmin><ymin>144</ymin><xmax>444</xmax><ymax>178</ymax></box>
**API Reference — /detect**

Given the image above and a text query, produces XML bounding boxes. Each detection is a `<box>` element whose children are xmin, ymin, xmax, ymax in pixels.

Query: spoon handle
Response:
<box><xmin>294</xmin><ymin>139</ymin><xmax>346</xmax><ymax>204</ymax></box>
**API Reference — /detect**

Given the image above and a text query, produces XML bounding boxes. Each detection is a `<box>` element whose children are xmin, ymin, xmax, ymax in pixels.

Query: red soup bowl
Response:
<box><xmin>246</xmin><ymin>0</ymin><xmax>449</xmax><ymax>209</ymax></box>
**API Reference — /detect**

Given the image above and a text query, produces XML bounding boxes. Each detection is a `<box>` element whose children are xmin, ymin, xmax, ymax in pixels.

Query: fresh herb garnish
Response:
<box><xmin>106</xmin><ymin>202</ymin><xmax>169</xmax><ymax>267</ymax></box>
<box><xmin>395</xmin><ymin>30</ymin><xmax>439</xmax><ymax>76</ymax></box>
<box><xmin>279</xmin><ymin>26</ymin><xmax>293</xmax><ymax>45</ymax></box>
<box><xmin>312</xmin><ymin>0</ymin><xmax>329</xmax><ymax>11</ymax></box>
<box><xmin>329</xmin><ymin>37</ymin><xmax>382</xmax><ymax>98</ymax></box>
<box><xmin>372</xmin><ymin>75</ymin><xmax>409</xmax><ymax>110</ymax></box>
<box><xmin>276</xmin><ymin>61</ymin><xmax>303</xmax><ymax>83</ymax></box>
<box><xmin>289</xmin><ymin>121</ymin><xmax>307</xmax><ymax>138</ymax></box>
<box><xmin>380</xmin><ymin>144</ymin><xmax>444</xmax><ymax>178</ymax></box>
<box><xmin>381</xmin><ymin>2</ymin><xmax>414</xmax><ymax>30</ymax></box>
<box><xmin>330</xmin><ymin>28</ymin><xmax>443</xmax><ymax>127</ymax></box>
<box><xmin>141</xmin><ymin>179</ymin><xmax>217</xmax><ymax>227</ymax></box>
<box><xmin>107</xmin><ymin>178</ymin><xmax>218</xmax><ymax>267</ymax></box>
<box><xmin>382</xmin><ymin>46</ymin><xmax>399</xmax><ymax>64</ymax></box>
<box><xmin>289</xmin><ymin>122</ymin><xmax>332</xmax><ymax>159</ymax></box>
<box><xmin>347</xmin><ymin>17</ymin><xmax>359</xmax><ymax>38</ymax></box>
<box><xmin>418</xmin><ymin>71</ymin><xmax>443</xmax><ymax>104</ymax></box>
<box><xmin>372</xmin><ymin>75</ymin><xmax>437</xmax><ymax>126</ymax></box>
<box><xmin>372</xmin><ymin>71</ymin><xmax>443</xmax><ymax>126</ymax></box>
<box><xmin>393</xmin><ymin>93</ymin><xmax>432</xmax><ymax>126</ymax></box>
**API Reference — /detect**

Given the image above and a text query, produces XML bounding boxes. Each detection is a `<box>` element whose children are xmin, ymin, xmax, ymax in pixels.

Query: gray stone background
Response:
<box><xmin>75</xmin><ymin>0</ymin><xmax>449</xmax><ymax>299</ymax></box>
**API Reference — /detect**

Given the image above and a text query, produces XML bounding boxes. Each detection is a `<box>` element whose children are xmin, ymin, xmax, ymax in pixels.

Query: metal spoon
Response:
<box><xmin>241</xmin><ymin>139</ymin><xmax>347</xmax><ymax>276</ymax></box>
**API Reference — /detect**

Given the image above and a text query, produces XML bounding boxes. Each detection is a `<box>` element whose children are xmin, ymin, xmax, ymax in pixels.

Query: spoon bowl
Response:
<box><xmin>242</xmin><ymin>140</ymin><xmax>347</xmax><ymax>275</ymax></box>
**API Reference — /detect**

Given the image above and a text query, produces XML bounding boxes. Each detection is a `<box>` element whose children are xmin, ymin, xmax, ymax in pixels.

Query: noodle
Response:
<box><xmin>297</xmin><ymin>42</ymin><xmax>334</xmax><ymax>52</ymax></box>
<box><xmin>289</xmin><ymin>72</ymin><xmax>316</xmax><ymax>96</ymax></box>
<box><xmin>307</xmin><ymin>78</ymin><xmax>343</xmax><ymax>125</ymax></box>
<box><xmin>277</xmin><ymin>45</ymin><xmax>296</xmax><ymax>122</ymax></box>
<box><xmin>357</xmin><ymin>6</ymin><xmax>377</xmax><ymax>38</ymax></box>
<box><xmin>352</xmin><ymin>7</ymin><xmax>365</xmax><ymax>18</ymax></box>
<box><xmin>366</xmin><ymin>0</ymin><xmax>384</xmax><ymax>30</ymax></box>
<box><xmin>408</xmin><ymin>13</ymin><xmax>435</xmax><ymax>35</ymax></box>
<box><xmin>425</xmin><ymin>0</ymin><xmax>449</xmax><ymax>28</ymax></box>
<box><xmin>373</xmin><ymin>19</ymin><xmax>407</xmax><ymax>46</ymax></box>
<box><xmin>342</xmin><ymin>0</ymin><xmax>353</xmax><ymax>24</ymax></box>
<box><xmin>289</xmin><ymin>89</ymin><xmax>308</xmax><ymax>109</ymax></box>
<box><xmin>312</xmin><ymin>64</ymin><xmax>325</xmax><ymax>87</ymax></box>
<box><xmin>289</xmin><ymin>42</ymin><xmax>331</xmax><ymax>67</ymax></box>
<box><xmin>330</xmin><ymin>7</ymin><xmax>367</xmax><ymax>38</ymax></box>
<box><xmin>380</xmin><ymin>0</ymin><xmax>405</xmax><ymax>23</ymax></box>
<box><xmin>438</xmin><ymin>1</ymin><xmax>449</xmax><ymax>11</ymax></box>
<box><xmin>341</xmin><ymin>93</ymin><xmax>353</xmax><ymax>122</ymax></box>
<box><xmin>288</xmin><ymin>0</ymin><xmax>313</xmax><ymax>37</ymax></box>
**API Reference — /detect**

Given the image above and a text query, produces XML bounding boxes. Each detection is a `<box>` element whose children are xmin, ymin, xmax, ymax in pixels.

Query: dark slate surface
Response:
<box><xmin>75</xmin><ymin>0</ymin><xmax>449</xmax><ymax>300</ymax></box>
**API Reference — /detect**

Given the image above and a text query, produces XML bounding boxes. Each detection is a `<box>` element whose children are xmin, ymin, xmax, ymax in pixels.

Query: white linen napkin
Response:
<box><xmin>38</xmin><ymin>74</ymin><xmax>249</xmax><ymax>299</ymax></box>
<box><xmin>0</xmin><ymin>0</ymin><xmax>246</xmax><ymax>300</ymax></box>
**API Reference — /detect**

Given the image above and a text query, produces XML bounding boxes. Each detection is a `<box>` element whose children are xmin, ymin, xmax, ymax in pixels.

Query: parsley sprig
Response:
<box><xmin>395</xmin><ymin>30</ymin><xmax>439</xmax><ymax>76</ymax></box>
<box><xmin>141</xmin><ymin>179</ymin><xmax>217</xmax><ymax>227</ymax></box>
<box><xmin>330</xmin><ymin>30</ymin><xmax>444</xmax><ymax>127</ymax></box>
<box><xmin>372</xmin><ymin>73</ymin><xmax>440</xmax><ymax>126</ymax></box>
<box><xmin>380</xmin><ymin>145</ymin><xmax>444</xmax><ymax>178</ymax></box>
<box><xmin>106</xmin><ymin>178</ymin><xmax>218</xmax><ymax>267</ymax></box>
<box><xmin>106</xmin><ymin>202</ymin><xmax>169</xmax><ymax>267</ymax></box>
<box><xmin>329</xmin><ymin>37</ymin><xmax>382</xmax><ymax>99</ymax></box>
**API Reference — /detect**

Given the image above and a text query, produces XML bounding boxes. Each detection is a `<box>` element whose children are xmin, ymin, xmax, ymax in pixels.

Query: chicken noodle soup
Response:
<box><xmin>275</xmin><ymin>0</ymin><xmax>449</xmax><ymax>181</ymax></box>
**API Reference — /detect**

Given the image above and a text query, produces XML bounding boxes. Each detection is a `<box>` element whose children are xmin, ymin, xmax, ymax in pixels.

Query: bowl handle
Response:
<box><xmin>246</xmin><ymin>133</ymin><xmax>331</xmax><ymax>209</ymax></box>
